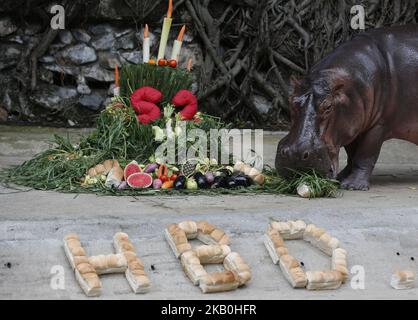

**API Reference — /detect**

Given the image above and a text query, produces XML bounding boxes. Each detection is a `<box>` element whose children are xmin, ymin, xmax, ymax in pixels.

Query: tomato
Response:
<box><xmin>168</xmin><ymin>59</ymin><xmax>177</xmax><ymax>68</ymax></box>
<box><xmin>158</xmin><ymin>59</ymin><xmax>168</xmax><ymax>66</ymax></box>
<box><xmin>161</xmin><ymin>175</ymin><xmax>169</xmax><ymax>182</ymax></box>
<box><xmin>148</xmin><ymin>59</ymin><xmax>156</xmax><ymax>65</ymax></box>
<box><xmin>170</xmin><ymin>174</ymin><xmax>178</xmax><ymax>181</ymax></box>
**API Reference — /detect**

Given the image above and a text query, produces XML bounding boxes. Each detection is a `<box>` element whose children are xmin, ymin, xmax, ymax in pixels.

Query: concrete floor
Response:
<box><xmin>0</xmin><ymin>125</ymin><xmax>417</xmax><ymax>300</ymax></box>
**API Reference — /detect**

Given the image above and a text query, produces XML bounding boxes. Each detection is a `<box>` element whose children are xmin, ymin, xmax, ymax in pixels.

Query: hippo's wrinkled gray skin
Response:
<box><xmin>275</xmin><ymin>25</ymin><xmax>418</xmax><ymax>190</ymax></box>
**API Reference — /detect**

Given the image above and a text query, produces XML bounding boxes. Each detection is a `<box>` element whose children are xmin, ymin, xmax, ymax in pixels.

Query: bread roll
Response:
<box><xmin>223</xmin><ymin>252</ymin><xmax>252</xmax><ymax>286</ymax></box>
<box><xmin>178</xmin><ymin>221</ymin><xmax>198</xmax><ymax>239</ymax></box>
<box><xmin>112</xmin><ymin>232</ymin><xmax>151</xmax><ymax>293</ymax></box>
<box><xmin>331</xmin><ymin>248</ymin><xmax>348</xmax><ymax>282</ymax></box>
<box><xmin>197</xmin><ymin>221</ymin><xmax>231</xmax><ymax>245</ymax></box>
<box><xmin>264</xmin><ymin>227</ymin><xmax>289</xmax><ymax>264</ymax></box>
<box><xmin>63</xmin><ymin>233</ymin><xmax>102</xmax><ymax>296</ymax></box>
<box><xmin>303</xmin><ymin>224</ymin><xmax>339</xmax><ymax>256</ymax></box>
<box><xmin>391</xmin><ymin>270</ymin><xmax>416</xmax><ymax>290</ymax></box>
<box><xmin>180</xmin><ymin>251</ymin><xmax>208</xmax><ymax>285</ymax></box>
<box><xmin>194</xmin><ymin>245</ymin><xmax>231</xmax><ymax>264</ymax></box>
<box><xmin>306</xmin><ymin>270</ymin><xmax>343</xmax><ymax>290</ymax></box>
<box><xmin>88</xmin><ymin>254</ymin><xmax>127</xmax><ymax>275</ymax></box>
<box><xmin>164</xmin><ymin>224</ymin><xmax>192</xmax><ymax>258</ymax></box>
<box><xmin>270</xmin><ymin>219</ymin><xmax>306</xmax><ymax>240</ymax></box>
<box><xmin>279</xmin><ymin>254</ymin><xmax>307</xmax><ymax>288</ymax></box>
<box><xmin>199</xmin><ymin>271</ymin><xmax>240</xmax><ymax>293</ymax></box>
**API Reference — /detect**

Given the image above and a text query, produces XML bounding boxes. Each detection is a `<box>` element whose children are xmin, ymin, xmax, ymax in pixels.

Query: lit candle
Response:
<box><xmin>157</xmin><ymin>0</ymin><xmax>173</xmax><ymax>61</ymax></box>
<box><xmin>113</xmin><ymin>65</ymin><xmax>120</xmax><ymax>96</ymax></box>
<box><xmin>170</xmin><ymin>25</ymin><xmax>185</xmax><ymax>61</ymax></box>
<box><xmin>186</xmin><ymin>57</ymin><xmax>193</xmax><ymax>71</ymax></box>
<box><xmin>143</xmin><ymin>24</ymin><xmax>150</xmax><ymax>63</ymax></box>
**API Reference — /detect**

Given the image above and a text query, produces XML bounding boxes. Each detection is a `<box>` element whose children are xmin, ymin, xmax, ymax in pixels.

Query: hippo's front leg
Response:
<box><xmin>339</xmin><ymin>125</ymin><xmax>385</xmax><ymax>191</ymax></box>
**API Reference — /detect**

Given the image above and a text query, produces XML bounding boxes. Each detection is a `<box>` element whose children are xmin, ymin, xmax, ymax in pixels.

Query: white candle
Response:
<box><xmin>170</xmin><ymin>25</ymin><xmax>185</xmax><ymax>61</ymax></box>
<box><xmin>170</xmin><ymin>40</ymin><xmax>182</xmax><ymax>61</ymax></box>
<box><xmin>157</xmin><ymin>0</ymin><xmax>173</xmax><ymax>61</ymax></box>
<box><xmin>143</xmin><ymin>24</ymin><xmax>150</xmax><ymax>63</ymax></box>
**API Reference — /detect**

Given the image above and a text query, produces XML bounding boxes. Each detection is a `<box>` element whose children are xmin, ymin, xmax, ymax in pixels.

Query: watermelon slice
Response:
<box><xmin>124</xmin><ymin>160</ymin><xmax>142</xmax><ymax>180</ymax></box>
<box><xmin>127</xmin><ymin>173</ymin><xmax>153</xmax><ymax>188</ymax></box>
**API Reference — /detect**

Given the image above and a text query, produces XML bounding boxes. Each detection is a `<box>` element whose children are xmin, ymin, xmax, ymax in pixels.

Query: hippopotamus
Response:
<box><xmin>275</xmin><ymin>25</ymin><xmax>418</xmax><ymax>190</ymax></box>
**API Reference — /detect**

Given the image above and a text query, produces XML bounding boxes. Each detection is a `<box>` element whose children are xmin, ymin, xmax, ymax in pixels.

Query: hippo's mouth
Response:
<box><xmin>276</xmin><ymin>152</ymin><xmax>338</xmax><ymax>179</ymax></box>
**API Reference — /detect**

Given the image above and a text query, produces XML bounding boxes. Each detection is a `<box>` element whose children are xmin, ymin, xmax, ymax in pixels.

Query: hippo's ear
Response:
<box><xmin>289</xmin><ymin>75</ymin><xmax>301</xmax><ymax>95</ymax></box>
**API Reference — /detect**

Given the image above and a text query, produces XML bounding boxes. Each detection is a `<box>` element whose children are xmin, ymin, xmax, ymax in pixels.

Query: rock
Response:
<box><xmin>0</xmin><ymin>44</ymin><xmax>21</xmax><ymax>70</ymax></box>
<box><xmin>0</xmin><ymin>17</ymin><xmax>17</xmax><ymax>37</ymax></box>
<box><xmin>79</xmin><ymin>93</ymin><xmax>104</xmax><ymax>111</ymax></box>
<box><xmin>89</xmin><ymin>24</ymin><xmax>113</xmax><ymax>35</ymax></box>
<box><xmin>115</xmin><ymin>32</ymin><xmax>135</xmax><ymax>50</ymax></box>
<box><xmin>253</xmin><ymin>95</ymin><xmax>272</xmax><ymax>114</ymax></box>
<box><xmin>24</xmin><ymin>24</ymin><xmax>42</xmax><ymax>36</ymax></box>
<box><xmin>43</xmin><ymin>63</ymin><xmax>79</xmax><ymax>76</ymax></box>
<box><xmin>91</xmin><ymin>33</ymin><xmax>115</xmax><ymax>51</ymax></box>
<box><xmin>39</xmin><ymin>55</ymin><xmax>55</xmax><ymax>63</ymax></box>
<box><xmin>98</xmin><ymin>51</ymin><xmax>121</xmax><ymax>70</ymax></box>
<box><xmin>30</xmin><ymin>85</ymin><xmax>78</xmax><ymax>111</ymax></box>
<box><xmin>77</xmin><ymin>84</ymin><xmax>92</xmax><ymax>95</ymax></box>
<box><xmin>83</xmin><ymin>64</ymin><xmax>114</xmax><ymax>82</ymax></box>
<box><xmin>39</xmin><ymin>68</ymin><xmax>54</xmax><ymax>84</ymax></box>
<box><xmin>120</xmin><ymin>51</ymin><xmax>142</xmax><ymax>64</ymax></box>
<box><xmin>72</xmin><ymin>29</ymin><xmax>91</xmax><ymax>43</ymax></box>
<box><xmin>58</xmin><ymin>30</ymin><xmax>74</xmax><ymax>45</ymax></box>
<box><xmin>0</xmin><ymin>106</ymin><xmax>8</xmax><ymax>121</ymax></box>
<box><xmin>9</xmin><ymin>35</ymin><xmax>23</xmax><ymax>44</ymax></box>
<box><xmin>58</xmin><ymin>44</ymin><xmax>97</xmax><ymax>65</ymax></box>
<box><xmin>115</xmin><ymin>28</ymin><xmax>133</xmax><ymax>38</ymax></box>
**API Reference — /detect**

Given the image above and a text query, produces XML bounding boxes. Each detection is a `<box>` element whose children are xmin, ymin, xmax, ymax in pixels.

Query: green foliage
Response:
<box><xmin>263</xmin><ymin>168</ymin><xmax>341</xmax><ymax>198</ymax></box>
<box><xmin>120</xmin><ymin>64</ymin><xmax>193</xmax><ymax>105</ymax></box>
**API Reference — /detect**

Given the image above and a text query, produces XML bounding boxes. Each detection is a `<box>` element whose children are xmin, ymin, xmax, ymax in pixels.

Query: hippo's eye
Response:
<box><xmin>319</xmin><ymin>103</ymin><xmax>333</xmax><ymax>119</ymax></box>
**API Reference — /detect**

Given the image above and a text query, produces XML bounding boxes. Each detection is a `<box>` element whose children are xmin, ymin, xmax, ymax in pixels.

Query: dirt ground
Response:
<box><xmin>0</xmin><ymin>125</ymin><xmax>417</xmax><ymax>299</ymax></box>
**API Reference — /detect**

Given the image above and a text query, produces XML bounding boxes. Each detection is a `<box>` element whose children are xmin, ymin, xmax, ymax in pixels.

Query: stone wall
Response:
<box><xmin>0</xmin><ymin>2</ymin><xmax>201</xmax><ymax>126</ymax></box>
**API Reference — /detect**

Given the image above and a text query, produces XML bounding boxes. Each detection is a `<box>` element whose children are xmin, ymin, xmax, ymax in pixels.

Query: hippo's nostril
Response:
<box><xmin>302</xmin><ymin>151</ymin><xmax>310</xmax><ymax>160</ymax></box>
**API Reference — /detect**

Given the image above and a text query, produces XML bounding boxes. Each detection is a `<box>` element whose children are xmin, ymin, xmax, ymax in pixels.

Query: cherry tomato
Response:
<box><xmin>158</xmin><ymin>59</ymin><xmax>168</xmax><ymax>66</ymax></box>
<box><xmin>168</xmin><ymin>59</ymin><xmax>177</xmax><ymax>68</ymax></box>
<box><xmin>170</xmin><ymin>174</ymin><xmax>178</xmax><ymax>181</ymax></box>
<box><xmin>161</xmin><ymin>175</ymin><xmax>169</xmax><ymax>182</ymax></box>
<box><xmin>148</xmin><ymin>58</ymin><xmax>156</xmax><ymax>65</ymax></box>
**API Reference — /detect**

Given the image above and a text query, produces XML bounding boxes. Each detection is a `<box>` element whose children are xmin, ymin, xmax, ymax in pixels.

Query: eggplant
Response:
<box><xmin>212</xmin><ymin>175</ymin><xmax>228</xmax><ymax>188</ymax></box>
<box><xmin>231</xmin><ymin>173</ymin><xmax>253</xmax><ymax>187</ymax></box>
<box><xmin>216</xmin><ymin>168</ymin><xmax>232</xmax><ymax>177</ymax></box>
<box><xmin>144</xmin><ymin>163</ymin><xmax>159</xmax><ymax>173</ymax></box>
<box><xmin>194</xmin><ymin>172</ymin><xmax>209</xmax><ymax>189</ymax></box>
<box><xmin>205</xmin><ymin>172</ymin><xmax>215</xmax><ymax>184</ymax></box>
<box><xmin>174</xmin><ymin>175</ymin><xmax>187</xmax><ymax>190</ymax></box>
<box><xmin>226</xmin><ymin>176</ymin><xmax>237</xmax><ymax>188</ymax></box>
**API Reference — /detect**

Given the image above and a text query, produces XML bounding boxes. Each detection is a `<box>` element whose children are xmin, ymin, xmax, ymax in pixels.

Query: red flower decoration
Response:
<box><xmin>172</xmin><ymin>90</ymin><xmax>198</xmax><ymax>120</ymax></box>
<box><xmin>130</xmin><ymin>86</ymin><xmax>162</xmax><ymax>124</ymax></box>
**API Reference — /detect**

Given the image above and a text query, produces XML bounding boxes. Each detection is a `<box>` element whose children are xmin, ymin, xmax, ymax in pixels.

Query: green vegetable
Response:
<box><xmin>186</xmin><ymin>178</ymin><xmax>198</xmax><ymax>190</ymax></box>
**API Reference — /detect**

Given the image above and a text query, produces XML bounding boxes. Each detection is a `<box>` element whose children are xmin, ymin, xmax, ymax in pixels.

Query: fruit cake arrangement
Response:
<box><xmin>82</xmin><ymin>159</ymin><xmax>265</xmax><ymax>192</ymax></box>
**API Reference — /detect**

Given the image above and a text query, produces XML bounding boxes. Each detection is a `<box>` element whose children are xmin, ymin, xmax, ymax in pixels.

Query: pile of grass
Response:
<box><xmin>263</xmin><ymin>168</ymin><xmax>341</xmax><ymax>198</ymax></box>
<box><xmin>0</xmin><ymin>64</ymin><xmax>340</xmax><ymax>198</ymax></box>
